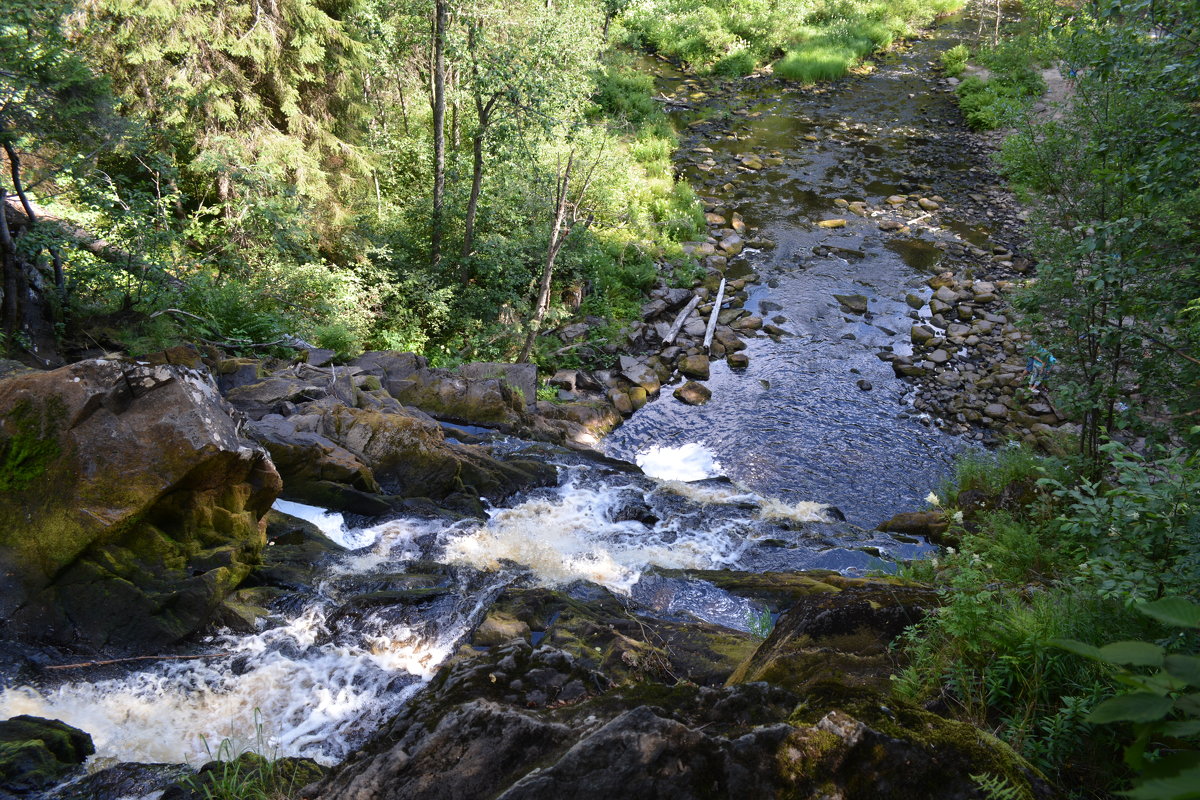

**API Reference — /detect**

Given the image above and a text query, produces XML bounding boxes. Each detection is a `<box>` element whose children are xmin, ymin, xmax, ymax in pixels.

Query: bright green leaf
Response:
<box><xmin>1120</xmin><ymin>764</ymin><xmax>1200</xmax><ymax>800</ymax></box>
<box><xmin>1088</xmin><ymin>693</ymin><xmax>1175</xmax><ymax>724</ymax></box>
<box><xmin>1049</xmin><ymin>638</ymin><xmax>1104</xmax><ymax>660</ymax></box>
<box><xmin>1099</xmin><ymin>641</ymin><xmax>1166</xmax><ymax>667</ymax></box>
<box><xmin>1138</xmin><ymin>598</ymin><xmax>1200</xmax><ymax>629</ymax></box>
<box><xmin>1174</xmin><ymin>694</ymin><xmax>1200</xmax><ymax>716</ymax></box>
<box><xmin>1161</xmin><ymin>720</ymin><xmax>1200</xmax><ymax>737</ymax></box>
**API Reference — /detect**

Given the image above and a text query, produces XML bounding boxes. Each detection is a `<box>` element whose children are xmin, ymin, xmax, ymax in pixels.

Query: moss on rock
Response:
<box><xmin>0</xmin><ymin>715</ymin><xmax>94</xmax><ymax>794</ymax></box>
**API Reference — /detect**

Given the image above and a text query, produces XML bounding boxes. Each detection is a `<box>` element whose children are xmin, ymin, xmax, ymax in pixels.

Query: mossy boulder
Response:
<box><xmin>0</xmin><ymin>715</ymin><xmax>94</xmax><ymax>794</ymax></box>
<box><xmin>317</xmin><ymin>636</ymin><xmax>1052</xmax><ymax>800</ymax></box>
<box><xmin>351</xmin><ymin>351</ymin><xmax>530</xmax><ymax>430</ymax></box>
<box><xmin>247</xmin><ymin>509</ymin><xmax>348</xmax><ymax>592</ymax></box>
<box><xmin>727</xmin><ymin>574</ymin><xmax>938</xmax><ymax>693</ymax></box>
<box><xmin>462</xmin><ymin>586</ymin><xmax>759</xmax><ymax>688</ymax></box>
<box><xmin>315</xmin><ymin>569</ymin><xmax>1051</xmax><ymax>799</ymax></box>
<box><xmin>0</xmin><ymin>360</ymin><xmax>281</xmax><ymax>653</ymax></box>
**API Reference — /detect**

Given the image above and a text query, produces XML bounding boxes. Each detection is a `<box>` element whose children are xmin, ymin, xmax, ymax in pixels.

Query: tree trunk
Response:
<box><xmin>462</xmin><ymin>129</ymin><xmax>485</xmax><ymax>265</ymax></box>
<box><xmin>397</xmin><ymin>75</ymin><xmax>411</xmax><ymax>136</ymax></box>
<box><xmin>2</xmin><ymin>142</ymin><xmax>37</xmax><ymax>224</ymax></box>
<box><xmin>462</xmin><ymin>90</ymin><xmax>498</xmax><ymax>266</ymax></box>
<box><xmin>519</xmin><ymin>153</ymin><xmax>574</xmax><ymax>364</ymax></box>
<box><xmin>431</xmin><ymin>0</ymin><xmax>448</xmax><ymax>270</ymax></box>
<box><xmin>0</xmin><ymin>188</ymin><xmax>19</xmax><ymax>338</ymax></box>
<box><xmin>450</xmin><ymin>68</ymin><xmax>461</xmax><ymax>150</ymax></box>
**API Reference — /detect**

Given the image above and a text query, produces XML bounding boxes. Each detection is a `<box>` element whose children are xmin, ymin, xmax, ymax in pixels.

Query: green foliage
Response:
<box><xmin>997</xmin><ymin>0</ymin><xmax>1200</xmax><ymax>459</ymax></box>
<box><xmin>747</xmin><ymin>607</ymin><xmax>774</xmax><ymax>639</ymax></box>
<box><xmin>74</xmin><ymin>0</ymin><xmax>370</xmax><ymax>223</ymax></box>
<box><xmin>971</xmin><ymin>772</ymin><xmax>1028</xmax><ymax>800</ymax></box>
<box><xmin>774</xmin><ymin>44</ymin><xmax>859</xmax><ymax>82</ymax></box>
<box><xmin>712</xmin><ymin>49</ymin><xmax>758</xmax><ymax>77</ymax></box>
<box><xmin>941</xmin><ymin>43</ymin><xmax>969</xmax><ymax>76</ymax></box>
<box><xmin>592</xmin><ymin>66</ymin><xmax>660</xmax><ymax>128</ymax></box>
<box><xmin>899</xmin><ymin>443</ymin><xmax>1200</xmax><ymax>793</ymax></box>
<box><xmin>1051</xmin><ymin>598</ymin><xmax>1200</xmax><ymax>799</ymax></box>
<box><xmin>311</xmin><ymin>322</ymin><xmax>362</xmax><ymax>361</ymax></box>
<box><xmin>940</xmin><ymin>443</ymin><xmax>1061</xmax><ymax>504</ymax></box>
<box><xmin>949</xmin><ymin>34</ymin><xmax>1047</xmax><ymax>130</ymax></box>
<box><xmin>0</xmin><ymin>0</ymin><xmax>116</xmax><ymax>159</ymax></box>
<box><xmin>182</xmin><ymin>712</ymin><xmax>321</xmax><ymax>800</ymax></box>
<box><xmin>1041</xmin><ymin>442</ymin><xmax>1200</xmax><ymax>606</ymax></box>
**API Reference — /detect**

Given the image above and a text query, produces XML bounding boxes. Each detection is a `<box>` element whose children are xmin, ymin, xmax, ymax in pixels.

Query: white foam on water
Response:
<box><xmin>0</xmin><ymin>514</ymin><xmax>479</xmax><ymax>768</ymax></box>
<box><xmin>755</xmin><ymin>498</ymin><xmax>835</xmax><ymax>523</ymax></box>
<box><xmin>323</xmin><ymin>517</ymin><xmax>442</xmax><ymax>578</ymax></box>
<box><xmin>272</xmin><ymin>499</ymin><xmax>381</xmax><ymax>550</ymax></box>
<box><xmin>0</xmin><ymin>602</ymin><xmax>461</xmax><ymax>767</ymax></box>
<box><xmin>656</xmin><ymin>480</ymin><xmax>759</xmax><ymax>506</ymax></box>
<box><xmin>441</xmin><ymin>481</ymin><xmax>748</xmax><ymax>594</ymax></box>
<box><xmin>635</xmin><ymin>443</ymin><xmax>723</xmax><ymax>482</ymax></box>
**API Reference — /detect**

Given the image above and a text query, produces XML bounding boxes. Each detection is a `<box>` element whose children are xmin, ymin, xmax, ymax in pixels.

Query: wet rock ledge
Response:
<box><xmin>312</xmin><ymin>573</ymin><xmax>1054</xmax><ymax>800</ymax></box>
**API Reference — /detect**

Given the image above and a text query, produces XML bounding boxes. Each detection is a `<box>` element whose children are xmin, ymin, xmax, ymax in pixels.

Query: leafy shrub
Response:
<box><xmin>774</xmin><ymin>44</ymin><xmax>857</xmax><ymax>81</ymax></box>
<box><xmin>712</xmin><ymin>49</ymin><xmax>758</xmax><ymax>76</ymax></box>
<box><xmin>899</xmin><ymin>444</ymin><xmax>1200</xmax><ymax>792</ymax></box>
<box><xmin>953</xmin><ymin>38</ymin><xmax>1046</xmax><ymax>129</ymax></box>
<box><xmin>938</xmin><ymin>443</ymin><xmax>1063</xmax><ymax>505</ymax></box>
<box><xmin>941</xmin><ymin>43</ymin><xmax>969</xmax><ymax>76</ymax></box>
<box><xmin>1043</xmin><ymin>443</ymin><xmax>1200</xmax><ymax>605</ymax></box>
<box><xmin>592</xmin><ymin>66</ymin><xmax>659</xmax><ymax>127</ymax></box>
<box><xmin>311</xmin><ymin>322</ymin><xmax>361</xmax><ymax>361</ymax></box>
<box><xmin>1052</xmin><ymin>598</ymin><xmax>1200</xmax><ymax>799</ymax></box>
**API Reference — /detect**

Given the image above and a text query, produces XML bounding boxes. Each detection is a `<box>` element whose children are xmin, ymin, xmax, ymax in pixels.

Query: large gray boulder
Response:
<box><xmin>244</xmin><ymin>402</ymin><xmax>555</xmax><ymax>516</ymax></box>
<box><xmin>0</xmin><ymin>360</ymin><xmax>280</xmax><ymax>653</ymax></box>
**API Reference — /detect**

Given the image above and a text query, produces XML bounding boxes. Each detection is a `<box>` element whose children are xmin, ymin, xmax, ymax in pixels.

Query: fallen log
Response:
<box><xmin>703</xmin><ymin>277</ymin><xmax>726</xmax><ymax>353</ymax></box>
<box><xmin>663</xmin><ymin>294</ymin><xmax>702</xmax><ymax>345</ymax></box>
<box><xmin>4</xmin><ymin>195</ymin><xmax>185</xmax><ymax>290</ymax></box>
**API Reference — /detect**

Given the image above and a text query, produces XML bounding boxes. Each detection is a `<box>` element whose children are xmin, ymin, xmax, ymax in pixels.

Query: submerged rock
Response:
<box><xmin>0</xmin><ymin>360</ymin><xmax>280</xmax><ymax>652</ymax></box>
<box><xmin>674</xmin><ymin>381</ymin><xmax>712</xmax><ymax>405</ymax></box>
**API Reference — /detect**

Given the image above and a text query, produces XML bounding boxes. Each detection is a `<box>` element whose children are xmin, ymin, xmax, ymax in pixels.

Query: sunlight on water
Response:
<box><xmin>272</xmin><ymin>498</ymin><xmax>381</xmax><ymax>550</ymax></box>
<box><xmin>635</xmin><ymin>442</ymin><xmax>723</xmax><ymax>481</ymax></box>
<box><xmin>656</xmin><ymin>480</ymin><xmax>759</xmax><ymax>505</ymax></box>
<box><xmin>0</xmin><ymin>519</ymin><xmax>482</xmax><ymax>767</ymax></box>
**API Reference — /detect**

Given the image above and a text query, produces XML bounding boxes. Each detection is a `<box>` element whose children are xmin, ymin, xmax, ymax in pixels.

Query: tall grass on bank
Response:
<box><xmin>617</xmin><ymin>0</ymin><xmax>965</xmax><ymax>79</ymax></box>
<box><xmin>896</xmin><ymin>443</ymin><xmax>1200</xmax><ymax>794</ymax></box>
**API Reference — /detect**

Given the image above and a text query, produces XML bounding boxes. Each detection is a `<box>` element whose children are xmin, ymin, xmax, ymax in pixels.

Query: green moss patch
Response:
<box><xmin>0</xmin><ymin>398</ymin><xmax>64</xmax><ymax>493</ymax></box>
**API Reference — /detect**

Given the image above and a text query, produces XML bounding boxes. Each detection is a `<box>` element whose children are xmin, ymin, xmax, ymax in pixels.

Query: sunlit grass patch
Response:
<box><xmin>774</xmin><ymin>44</ymin><xmax>857</xmax><ymax>81</ymax></box>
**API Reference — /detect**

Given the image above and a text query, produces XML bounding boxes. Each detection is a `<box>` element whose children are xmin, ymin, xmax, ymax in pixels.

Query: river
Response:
<box><xmin>0</xmin><ymin>9</ymin><xmax>1011</xmax><ymax>783</ymax></box>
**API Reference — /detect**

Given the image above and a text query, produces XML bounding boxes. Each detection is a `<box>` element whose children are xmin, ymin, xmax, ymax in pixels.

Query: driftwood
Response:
<box><xmin>44</xmin><ymin>652</ymin><xmax>233</xmax><ymax>671</ymax></box>
<box><xmin>703</xmin><ymin>278</ymin><xmax>726</xmax><ymax>353</ymax></box>
<box><xmin>663</xmin><ymin>294</ymin><xmax>702</xmax><ymax>346</ymax></box>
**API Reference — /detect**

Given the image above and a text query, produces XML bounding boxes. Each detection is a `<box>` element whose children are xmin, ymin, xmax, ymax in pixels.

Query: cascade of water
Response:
<box><xmin>0</xmin><ymin>453</ymin><xmax>926</xmax><ymax>767</ymax></box>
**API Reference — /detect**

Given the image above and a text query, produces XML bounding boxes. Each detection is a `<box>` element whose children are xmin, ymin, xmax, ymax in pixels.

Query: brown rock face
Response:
<box><xmin>314</xmin><ymin>575</ymin><xmax>1052</xmax><ymax>800</ymax></box>
<box><xmin>0</xmin><ymin>360</ymin><xmax>280</xmax><ymax>653</ymax></box>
